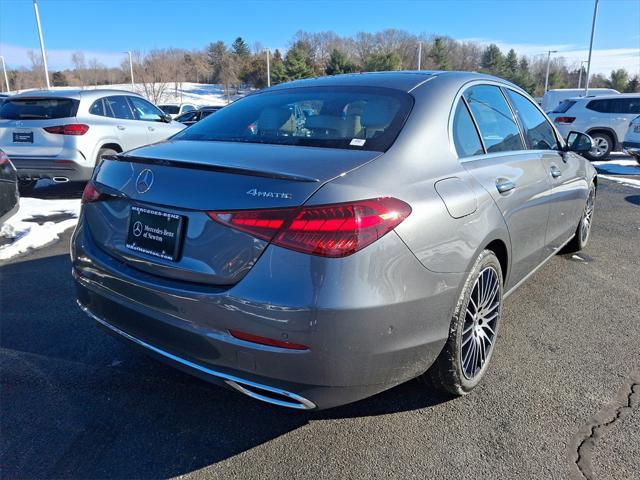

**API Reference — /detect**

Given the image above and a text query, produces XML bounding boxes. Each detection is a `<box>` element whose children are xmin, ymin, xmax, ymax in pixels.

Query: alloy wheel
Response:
<box><xmin>461</xmin><ymin>266</ymin><xmax>500</xmax><ymax>380</ymax></box>
<box><xmin>581</xmin><ymin>188</ymin><xmax>595</xmax><ymax>244</ymax></box>
<box><xmin>590</xmin><ymin>137</ymin><xmax>609</xmax><ymax>158</ymax></box>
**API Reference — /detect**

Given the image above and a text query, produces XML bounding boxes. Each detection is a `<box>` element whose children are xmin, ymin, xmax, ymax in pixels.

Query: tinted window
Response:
<box><xmin>105</xmin><ymin>96</ymin><xmax>133</xmax><ymax>120</ymax></box>
<box><xmin>0</xmin><ymin>97</ymin><xmax>79</xmax><ymax>119</ymax></box>
<box><xmin>609</xmin><ymin>97</ymin><xmax>640</xmax><ymax>114</ymax></box>
<box><xmin>176</xmin><ymin>111</ymin><xmax>198</xmax><ymax>123</ymax></box>
<box><xmin>200</xmin><ymin>110</ymin><xmax>214</xmax><ymax>119</ymax></box>
<box><xmin>128</xmin><ymin>96</ymin><xmax>163</xmax><ymax>121</ymax></box>
<box><xmin>175</xmin><ymin>86</ymin><xmax>414</xmax><ymax>152</ymax></box>
<box><xmin>452</xmin><ymin>100</ymin><xmax>484</xmax><ymax>157</ymax></box>
<box><xmin>506</xmin><ymin>90</ymin><xmax>558</xmax><ymax>150</ymax></box>
<box><xmin>552</xmin><ymin>100</ymin><xmax>576</xmax><ymax>113</ymax></box>
<box><xmin>89</xmin><ymin>98</ymin><xmax>105</xmax><ymax>116</ymax></box>
<box><xmin>182</xmin><ymin>105</ymin><xmax>196</xmax><ymax>113</ymax></box>
<box><xmin>464</xmin><ymin>85</ymin><xmax>524</xmax><ymax>153</ymax></box>
<box><xmin>159</xmin><ymin>105</ymin><xmax>179</xmax><ymax>114</ymax></box>
<box><xmin>586</xmin><ymin>99</ymin><xmax>611</xmax><ymax>113</ymax></box>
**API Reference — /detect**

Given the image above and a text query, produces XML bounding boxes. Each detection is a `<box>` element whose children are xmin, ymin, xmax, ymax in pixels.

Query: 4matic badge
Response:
<box><xmin>246</xmin><ymin>188</ymin><xmax>293</xmax><ymax>200</ymax></box>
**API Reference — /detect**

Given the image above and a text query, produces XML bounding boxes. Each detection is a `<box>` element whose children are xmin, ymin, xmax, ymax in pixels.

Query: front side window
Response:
<box><xmin>452</xmin><ymin>100</ymin><xmax>484</xmax><ymax>158</ymax></box>
<box><xmin>176</xmin><ymin>111</ymin><xmax>198</xmax><ymax>123</ymax></box>
<box><xmin>610</xmin><ymin>98</ymin><xmax>640</xmax><ymax>114</ymax></box>
<box><xmin>174</xmin><ymin>86</ymin><xmax>414</xmax><ymax>152</ymax></box>
<box><xmin>464</xmin><ymin>85</ymin><xmax>524</xmax><ymax>153</ymax></box>
<box><xmin>182</xmin><ymin>105</ymin><xmax>196</xmax><ymax>113</ymax></box>
<box><xmin>128</xmin><ymin>96</ymin><xmax>164</xmax><ymax>121</ymax></box>
<box><xmin>104</xmin><ymin>96</ymin><xmax>134</xmax><ymax>120</ymax></box>
<box><xmin>506</xmin><ymin>90</ymin><xmax>558</xmax><ymax>150</ymax></box>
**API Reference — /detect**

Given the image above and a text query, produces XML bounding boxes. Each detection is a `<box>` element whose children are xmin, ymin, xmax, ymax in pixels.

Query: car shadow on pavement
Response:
<box><xmin>0</xmin><ymin>253</ymin><xmax>453</xmax><ymax>479</ymax></box>
<box><xmin>624</xmin><ymin>195</ymin><xmax>640</xmax><ymax>206</ymax></box>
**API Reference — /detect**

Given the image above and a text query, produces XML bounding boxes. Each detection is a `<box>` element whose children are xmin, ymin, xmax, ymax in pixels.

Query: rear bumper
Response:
<box><xmin>72</xmin><ymin>220</ymin><xmax>462</xmax><ymax>409</ymax></box>
<box><xmin>10</xmin><ymin>157</ymin><xmax>94</xmax><ymax>182</ymax></box>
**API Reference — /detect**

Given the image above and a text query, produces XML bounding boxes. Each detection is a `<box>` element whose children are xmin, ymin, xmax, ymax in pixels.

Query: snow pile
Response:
<box><xmin>0</xmin><ymin>198</ymin><xmax>81</xmax><ymax>260</ymax></box>
<box><xmin>593</xmin><ymin>157</ymin><xmax>640</xmax><ymax>189</ymax></box>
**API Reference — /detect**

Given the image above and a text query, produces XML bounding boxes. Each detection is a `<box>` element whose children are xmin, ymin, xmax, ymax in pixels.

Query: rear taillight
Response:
<box><xmin>0</xmin><ymin>150</ymin><xmax>9</xmax><ymax>166</ymax></box>
<box><xmin>43</xmin><ymin>124</ymin><xmax>90</xmax><ymax>135</ymax></box>
<box><xmin>81</xmin><ymin>181</ymin><xmax>105</xmax><ymax>204</ymax></box>
<box><xmin>554</xmin><ymin>116</ymin><xmax>575</xmax><ymax>124</ymax></box>
<box><xmin>208</xmin><ymin>197</ymin><xmax>411</xmax><ymax>257</ymax></box>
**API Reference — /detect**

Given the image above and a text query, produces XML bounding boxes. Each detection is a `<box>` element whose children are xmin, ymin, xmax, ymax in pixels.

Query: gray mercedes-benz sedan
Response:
<box><xmin>72</xmin><ymin>71</ymin><xmax>597</xmax><ymax>410</ymax></box>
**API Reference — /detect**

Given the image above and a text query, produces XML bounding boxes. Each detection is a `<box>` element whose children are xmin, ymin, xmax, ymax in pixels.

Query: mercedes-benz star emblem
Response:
<box><xmin>136</xmin><ymin>169</ymin><xmax>154</xmax><ymax>194</ymax></box>
<box><xmin>133</xmin><ymin>221</ymin><xmax>143</xmax><ymax>237</ymax></box>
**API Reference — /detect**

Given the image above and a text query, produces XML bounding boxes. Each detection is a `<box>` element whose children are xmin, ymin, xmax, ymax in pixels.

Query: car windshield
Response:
<box><xmin>0</xmin><ymin>97</ymin><xmax>79</xmax><ymax>119</ymax></box>
<box><xmin>552</xmin><ymin>100</ymin><xmax>577</xmax><ymax>113</ymax></box>
<box><xmin>173</xmin><ymin>86</ymin><xmax>413</xmax><ymax>152</ymax></box>
<box><xmin>159</xmin><ymin>105</ymin><xmax>179</xmax><ymax>114</ymax></box>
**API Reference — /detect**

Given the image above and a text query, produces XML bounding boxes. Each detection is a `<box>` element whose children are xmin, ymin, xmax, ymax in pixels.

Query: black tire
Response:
<box><xmin>420</xmin><ymin>249</ymin><xmax>503</xmax><ymax>395</ymax></box>
<box><xmin>96</xmin><ymin>147</ymin><xmax>118</xmax><ymax>166</ymax></box>
<box><xmin>583</xmin><ymin>132</ymin><xmax>613</xmax><ymax>161</ymax></box>
<box><xmin>562</xmin><ymin>182</ymin><xmax>596</xmax><ymax>254</ymax></box>
<box><xmin>18</xmin><ymin>180</ymin><xmax>37</xmax><ymax>196</ymax></box>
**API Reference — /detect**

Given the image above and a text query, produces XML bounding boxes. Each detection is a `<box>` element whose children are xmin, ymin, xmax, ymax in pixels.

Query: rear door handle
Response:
<box><xmin>117</xmin><ymin>125</ymin><xmax>126</xmax><ymax>131</ymax></box>
<box><xmin>550</xmin><ymin>166</ymin><xmax>562</xmax><ymax>178</ymax></box>
<box><xmin>495</xmin><ymin>179</ymin><xmax>516</xmax><ymax>194</ymax></box>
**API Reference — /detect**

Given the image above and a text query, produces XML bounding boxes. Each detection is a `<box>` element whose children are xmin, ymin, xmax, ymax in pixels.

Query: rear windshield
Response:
<box><xmin>0</xmin><ymin>97</ymin><xmax>79</xmax><ymax>120</ymax></box>
<box><xmin>552</xmin><ymin>99</ymin><xmax>577</xmax><ymax>113</ymax></box>
<box><xmin>159</xmin><ymin>105</ymin><xmax>179</xmax><ymax>114</ymax></box>
<box><xmin>174</xmin><ymin>86</ymin><xmax>414</xmax><ymax>152</ymax></box>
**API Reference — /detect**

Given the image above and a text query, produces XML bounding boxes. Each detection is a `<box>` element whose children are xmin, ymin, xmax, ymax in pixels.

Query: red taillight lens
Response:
<box><xmin>554</xmin><ymin>116</ymin><xmax>575</xmax><ymax>124</ymax></box>
<box><xmin>81</xmin><ymin>181</ymin><xmax>104</xmax><ymax>204</ymax></box>
<box><xmin>229</xmin><ymin>329</ymin><xmax>309</xmax><ymax>350</ymax></box>
<box><xmin>43</xmin><ymin>124</ymin><xmax>90</xmax><ymax>135</ymax></box>
<box><xmin>0</xmin><ymin>150</ymin><xmax>9</xmax><ymax>166</ymax></box>
<box><xmin>208</xmin><ymin>197</ymin><xmax>411</xmax><ymax>257</ymax></box>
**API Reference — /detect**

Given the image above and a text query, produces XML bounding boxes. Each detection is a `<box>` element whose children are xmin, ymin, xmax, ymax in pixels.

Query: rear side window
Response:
<box><xmin>452</xmin><ymin>100</ymin><xmax>484</xmax><ymax>158</ymax></box>
<box><xmin>586</xmin><ymin>99</ymin><xmax>611</xmax><ymax>113</ymax></box>
<box><xmin>0</xmin><ymin>97</ymin><xmax>79</xmax><ymax>120</ymax></box>
<box><xmin>464</xmin><ymin>85</ymin><xmax>524</xmax><ymax>153</ymax></box>
<box><xmin>506</xmin><ymin>90</ymin><xmax>558</xmax><ymax>150</ymax></box>
<box><xmin>174</xmin><ymin>86</ymin><xmax>414</xmax><ymax>152</ymax></box>
<box><xmin>552</xmin><ymin>100</ymin><xmax>576</xmax><ymax>113</ymax></box>
<box><xmin>89</xmin><ymin>98</ymin><xmax>105</xmax><ymax>116</ymax></box>
<box><xmin>104</xmin><ymin>96</ymin><xmax>134</xmax><ymax>120</ymax></box>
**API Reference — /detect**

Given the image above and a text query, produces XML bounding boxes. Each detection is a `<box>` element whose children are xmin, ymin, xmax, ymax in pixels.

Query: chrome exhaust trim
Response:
<box><xmin>52</xmin><ymin>176</ymin><xmax>69</xmax><ymax>183</ymax></box>
<box><xmin>77</xmin><ymin>302</ymin><xmax>316</xmax><ymax>410</ymax></box>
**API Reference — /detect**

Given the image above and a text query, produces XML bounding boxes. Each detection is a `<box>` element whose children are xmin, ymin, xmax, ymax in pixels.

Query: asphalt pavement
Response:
<box><xmin>1</xmin><ymin>177</ymin><xmax>638</xmax><ymax>480</ymax></box>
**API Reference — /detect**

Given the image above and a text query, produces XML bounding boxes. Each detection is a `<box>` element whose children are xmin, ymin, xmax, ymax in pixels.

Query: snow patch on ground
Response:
<box><xmin>597</xmin><ymin>174</ymin><xmax>640</xmax><ymax>189</ymax></box>
<box><xmin>592</xmin><ymin>158</ymin><xmax>640</xmax><ymax>176</ymax></box>
<box><xmin>0</xmin><ymin>198</ymin><xmax>81</xmax><ymax>260</ymax></box>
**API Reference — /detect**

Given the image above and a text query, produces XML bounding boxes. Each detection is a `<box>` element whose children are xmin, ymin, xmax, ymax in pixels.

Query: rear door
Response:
<box><xmin>610</xmin><ymin>97</ymin><xmax>640</xmax><ymax>144</ymax></box>
<box><xmin>504</xmin><ymin>88</ymin><xmax>584</xmax><ymax>253</ymax></box>
<box><xmin>103</xmin><ymin>95</ymin><xmax>148</xmax><ymax>150</ymax></box>
<box><xmin>458</xmin><ymin>84</ymin><xmax>551</xmax><ymax>290</ymax></box>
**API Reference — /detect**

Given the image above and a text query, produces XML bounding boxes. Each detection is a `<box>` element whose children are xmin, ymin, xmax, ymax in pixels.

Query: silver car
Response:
<box><xmin>72</xmin><ymin>71</ymin><xmax>597</xmax><ymax>410</ymax></box>
<box><xmin>0</xmin><ymin>89</ymin><xmax>184</xmax><ymax>189</ymax></box>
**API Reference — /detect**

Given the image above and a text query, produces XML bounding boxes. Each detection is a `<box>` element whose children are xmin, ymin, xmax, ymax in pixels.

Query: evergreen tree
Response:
<box><xmin>515</xmin><ymin>58</ymin><xmax>536</xmax><ymax>94</ymax></box>
<box><xmin>232</xmin><ymin>37</ymin><xmax>250</xmax><ymax>58</ymax></box>
<box><xmin>504</xmin><ymin>49</ymin><xmax>518</xmax><ymax>81</ymax></box>
<box><xmin>206</xmin><ymin>41</ymin><xmax>228</xmax><ymax>83</ymax></box>
<box><xmin>283</xmin><ymin>43</ymin><xmax>315</xmax><ymax>80</ymax></box>
<box><xmin>325</xmin><ymin>49</ymin><xmax>358</xmax><ymax>75</ymax></box>
<box><xmin>609</xmin><ymin>69</ymin><xmax>629</xmax><ymax>92</ymax></box>
<box><xmin>624</xmin><ymin>75</ymin><xmax>639</xmax><ymax>93</ymax></box>
<box><xmin>364</xmin><ymin>52</ymin><xmax>402</xmax><ymax>72</ymax></box>
<box><xmin>270</xmin><ymin>49</ymin><xmax>288</xmax><ymax>84</ymax></box>
<box><xmin>430</xmin><ymin>37</ymin><xmax>450</xmax><ymax>70</ymax></box>
<box><xmin>480</xmin><ymin>44</ymin><xmax>505</xmax><ymax>77</ymax></box>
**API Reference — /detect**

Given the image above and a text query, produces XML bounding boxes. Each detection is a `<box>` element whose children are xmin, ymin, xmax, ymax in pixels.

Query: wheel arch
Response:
<box><xmin>586</xmin><ymin>127</ymin><xmax>619</xmax><ymax>150</ymax></box>
<box><xmin>484</xmin><ymin>239</ymin><xmax>509</xmax><ymax>285</ymax></box>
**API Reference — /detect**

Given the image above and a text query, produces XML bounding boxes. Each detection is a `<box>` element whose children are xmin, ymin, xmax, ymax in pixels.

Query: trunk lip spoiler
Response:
<box><xmin>103</xmin><ymin>154</ymin><xmax>320</xmax><ymax>183</ymax></box>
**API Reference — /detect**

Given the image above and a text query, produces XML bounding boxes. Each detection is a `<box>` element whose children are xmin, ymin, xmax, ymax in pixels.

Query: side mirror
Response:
<box><xmin>161</xmin><ymin>113</ymin><xmax>173</xmax><ymax>123</ymax></box>
<box><xmin>564</xmin><ymin>131</ymin><xmax>593</xmax><ymax>153</ymax></box>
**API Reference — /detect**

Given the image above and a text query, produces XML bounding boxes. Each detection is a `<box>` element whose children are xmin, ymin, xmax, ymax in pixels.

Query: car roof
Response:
<box><xmin>567</xmin><ymin>93</ymin><xmax>640</xmax><ymax>101</ymax></box>
<box><xmin>8</xmin><ymin>88</ymin><xmax>143</xmax><ymax>101</ymax></box>
<box><xmin>266</xmin><ymin>70</ymin><xmax>518</xmax><ymax>93</ymax></box>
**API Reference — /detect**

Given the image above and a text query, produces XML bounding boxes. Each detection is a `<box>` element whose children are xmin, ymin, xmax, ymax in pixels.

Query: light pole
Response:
<box><xmin>544</xmin><ymin>50</ymin><xmax>558</xmax><ymax>93</ymax></box>
<box><xmin>264</xmin><ymin>49</ymin><xmax>271</xmax><ymax>87</ymax></box>
<box><xmin>584</xmin><ymin>0</ymin><xmax>599</xmax><ymax>96</ymax></box>
<box><xmin>417</xmin><ymin>42</ymin><xmax>422</xmax><ymax>70</ymax></box>
<box><xmin>124</xmin><ymin>51</ymin><xmax>134</xmax><ymax>89</ymax></box>
<box><xmin>0</xmin><ymin>56</ymin><xmax>10</xmax><ymax>93</ymax></box>
<box><xmin>577</xmin><ymin>60</ymin><xmax>589</xmax><ymax>89</ymax></box>
<box><xmin>32</xmin><ymin>0</ymin><xmax>50</xmax><ymax>89</ymax></box>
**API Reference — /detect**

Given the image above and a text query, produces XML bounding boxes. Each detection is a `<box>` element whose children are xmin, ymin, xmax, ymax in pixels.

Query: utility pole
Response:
<box><xmin>544</xmin><ymin>50</ymin><xmax>558</xmax><ymax>93</ymax></box>
<box><xmin>577</xmin><ymin>60</ymin><xmax>588</xmax><ymax>89</ymax></box>
<box><xmin>417</xmin><ymin>42</ymin><xmax>422</xmax><ymax>70</ymax></box>
<box><xmin>32</xmin><ymin>0</ymin><xmax>50</xmax><ymax>89</ymax></box>
<box><xmin>584</xmin><ymin>0</ymin><xmax>599</xmax><ymax>96</ymax></box>
<box><xmin>0</xmin><ymin>56</ymin><xmax>10</xmax><ymax>93</ymax></box>
<box><xmin>265</xmin><ymin>49</ymin><xmax>271</xmax><ymax>87</ymax></box>
<box><xmin>125</xmin><ymin>51</ymin><xmax>135</xmax><ymax>89</ymax></box>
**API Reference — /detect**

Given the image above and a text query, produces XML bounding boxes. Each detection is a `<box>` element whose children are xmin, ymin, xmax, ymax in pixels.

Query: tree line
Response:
<box><xmin>5</xmin><ymin>29</ymin><xmax>639</xmax><ymax>100</ymax></box>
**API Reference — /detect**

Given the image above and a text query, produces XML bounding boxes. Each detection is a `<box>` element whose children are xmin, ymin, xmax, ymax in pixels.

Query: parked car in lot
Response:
<box><xmin>158</xmin><ymin>103</ymin><xmax>196</xmax><ymax>119</ymax></box>
<box><xmin>175</xmin><ymin>105</ymin><xmax>223</xmax><ymax>126</ymax></box>
<box><xmin>0</xmin><ymin>148</ymin><xmax>19</xmax><ymax>224</ymax></box>
<box><xmin>0</xmin><ymin>89</ymin><xmax>185</xmax><ymax>191</ymax></box>
<box><xmin>0</xmin><ymin>93</ymin><xmax>9</xmax><ymax>106</ymax></box>
<box><xmin>73</xmin><ymin>71</ymin><xmax>597</xmax><ymax>410</ymax></box>
<box><xmin>623</xmin><ymin>115</ymin><xmax>640</xmax><ymax>164</ymax></box>
<box><xmin>548</xmin><ymin>93</ymin><xmax>640</xmax><ymax>161</ymax></box>
<box><xmin>541</xmin><ymin>88</ymin><xmax>619</xmax><ymax>113</ymax></box>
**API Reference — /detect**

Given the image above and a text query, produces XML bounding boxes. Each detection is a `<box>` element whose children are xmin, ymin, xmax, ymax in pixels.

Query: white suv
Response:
<box><xmin>0</xmin><ymin>89</ymin><xmax>185</xmax><ymax>189</ymax></box>
<box><xmin>547</xmin><ymin>93</ymin><xmax>640</xmax><ymax>161</ymax></box>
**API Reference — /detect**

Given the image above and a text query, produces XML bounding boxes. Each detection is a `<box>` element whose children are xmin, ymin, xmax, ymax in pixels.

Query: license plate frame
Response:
<box><xmin>125</xmin><ymin>205</ymin><xmax>185</xmax><ymax>262</ymax></box>
<box><xmin>13</xmin><ymin>131</ymin><xmax>34</xmax><ymax>143</ymax></box>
